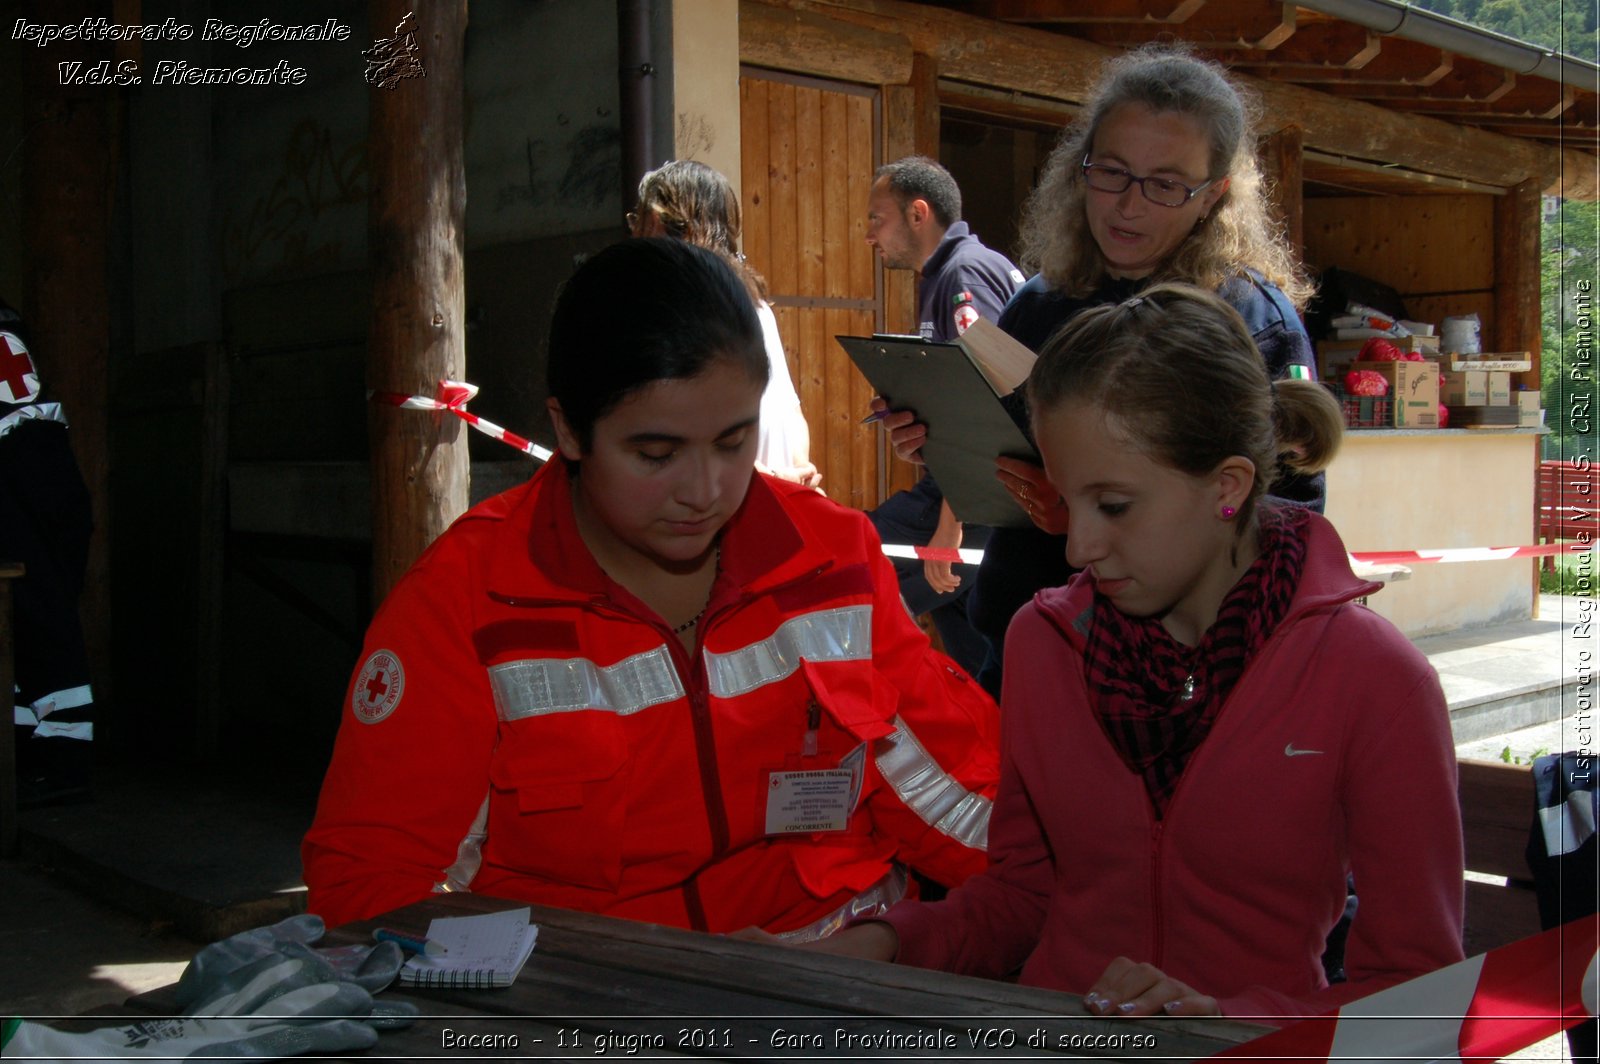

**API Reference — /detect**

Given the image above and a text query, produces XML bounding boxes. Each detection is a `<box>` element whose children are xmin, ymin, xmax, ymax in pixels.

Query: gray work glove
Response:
<box><xmin>3</xmin><ymin>914</ymin><xmax>416</xmax><ymax>1061</ymax></box>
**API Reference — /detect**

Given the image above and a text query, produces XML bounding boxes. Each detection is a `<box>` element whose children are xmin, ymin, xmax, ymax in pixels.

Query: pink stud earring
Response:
<box><xmin>1220</xmin><ymin>506</ymin><xmax>1237</xmax><ymax>520</ymax></box>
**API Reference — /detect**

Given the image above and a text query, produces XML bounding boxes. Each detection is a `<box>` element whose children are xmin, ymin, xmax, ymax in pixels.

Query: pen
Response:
<box><xmin>373</xmin><ymin>927</ymin><xmax>448</xmax><ymax>956</ymax></box>
<box><xmin>860</xmin><ymin>409</ymin><xmax>888</xmax><ymax>424</ymax></box>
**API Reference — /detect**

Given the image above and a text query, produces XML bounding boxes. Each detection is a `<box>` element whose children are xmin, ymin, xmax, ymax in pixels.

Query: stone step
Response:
<box><xmin>17</xmin><ymin>765</ymin><xmax>311</xmax><ymax>941</ymax></box>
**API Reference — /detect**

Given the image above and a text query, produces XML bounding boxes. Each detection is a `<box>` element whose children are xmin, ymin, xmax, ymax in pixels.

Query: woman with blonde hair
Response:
<box><xmin>879</xmin><ymin>45</ymin><xmax>1323</xmax><ymax>693</ymax></box>
<box><xmin>631</xmin><ymin>160</ymin><xmax>820</xmax><ymax>488</ymax></box>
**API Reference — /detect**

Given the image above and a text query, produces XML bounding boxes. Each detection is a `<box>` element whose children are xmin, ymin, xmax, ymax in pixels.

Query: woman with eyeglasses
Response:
<box><xmin>876</xmin><ymin>46</ymin><xmax>1321</xmax><ymax>697</ymax></box>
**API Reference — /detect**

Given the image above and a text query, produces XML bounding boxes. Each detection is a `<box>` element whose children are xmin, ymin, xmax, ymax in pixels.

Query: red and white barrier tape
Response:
<box><xmin>1216</xmin><ymin>914</ymin><xmax>1598</xmax><ymax>1062</ymax></box>
<box><xmin>1349</xmin><ymin>543</ymin><xmax>1590</xmax><ymax>566</ymax></box>
<box><xmin>880</xmin><ymin>541</ymin><xmax>1592</xmax><ymax>567</ymax></box>
<box><xmin>881</xmin><ymin>544</ymin><xmax>985</xmax><ymax>565</ymax></box>
<box><xmin>370</xmin><ymin>380</ymin><xmax>553</xmax><ymax>463</ymax></box>
<box><xmin>368</xmin><ymin>386</ymin><xmax>1592</xmax><ymax>574</ymax></box>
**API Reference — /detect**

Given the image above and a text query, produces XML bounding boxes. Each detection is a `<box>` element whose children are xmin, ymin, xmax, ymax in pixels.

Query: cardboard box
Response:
<box><xmin>1447</xmin><ymin>353</ymin><xmax>1533</xmax><ymax>372</ymax></box>
<box><xmin>1487</xmin><ymin>371</ymin><xmax>1512</xmax><ymax>406</ymax></box>
<box><xmin>1516</xmin><ymin>390</ymin><xmax>1542</xmax><ymax>428</ymax></box>
<box><xmin>1442</xmin><ymin>369</ymin><xmax>1487</xmax><ymax>407</ymax></box>
<box><xmin>1349</xmin><ymin>360</ymin><xmax>1440</xmax><ymax>428</ymax></box>
<box><xmin>1316</xmin><ymin>335</ymin><xmax>1439</xmax><ymax>378</ymax></box>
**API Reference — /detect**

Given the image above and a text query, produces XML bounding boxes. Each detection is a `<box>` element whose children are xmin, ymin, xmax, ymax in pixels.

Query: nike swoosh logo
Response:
<box><xmin>1285</xmin><ymin>743</ymin><xmax>1325</xmax><ymax>757</ymax></box>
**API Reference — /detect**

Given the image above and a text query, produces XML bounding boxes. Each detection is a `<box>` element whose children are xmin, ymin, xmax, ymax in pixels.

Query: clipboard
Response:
<box><xmin>838</xmin><ymin>328</ymin><xmax>1040</xmax><ymax>528</ymax></box>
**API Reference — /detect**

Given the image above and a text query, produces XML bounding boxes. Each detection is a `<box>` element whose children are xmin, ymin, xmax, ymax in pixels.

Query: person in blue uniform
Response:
<box><xmin>0</xmin><ymin>297</ymin><xmax>96</xmax><ymax>806</ymax></box>
<box><xmin>863</xmin><ymin>156</ymin><xmax>1025</xmax><ymax>677</ymax></box>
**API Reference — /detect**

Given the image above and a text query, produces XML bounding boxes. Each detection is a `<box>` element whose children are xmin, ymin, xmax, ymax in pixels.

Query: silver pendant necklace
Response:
<box><xmin>1178</xmin><ymin>673</ymin><xmax>1197</xmax><ymax>703</ymax></box>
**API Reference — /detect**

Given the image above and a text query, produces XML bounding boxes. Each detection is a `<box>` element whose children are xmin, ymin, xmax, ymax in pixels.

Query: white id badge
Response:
<box><xmin>764</xmin><ymin>743</ymin><xmax>867</xmax><ymax>835</ymax></box>
<box><xmin>765</xmin><ymin>769</ymin><xmax>855</xmax><ymax>833</ymax></box>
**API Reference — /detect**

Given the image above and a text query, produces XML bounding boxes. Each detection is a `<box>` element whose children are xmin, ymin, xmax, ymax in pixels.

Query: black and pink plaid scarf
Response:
<box><xmin>1081</xmin><ymin>504</ymin><xmax>1310</xmax><ymax>819</ymax></box>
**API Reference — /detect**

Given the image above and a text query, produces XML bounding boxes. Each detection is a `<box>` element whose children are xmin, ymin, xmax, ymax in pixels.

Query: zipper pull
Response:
<box><xmin>802</xmin><ymin>700</ymin><xmax>820</xmax><ymax>757</ymax></box>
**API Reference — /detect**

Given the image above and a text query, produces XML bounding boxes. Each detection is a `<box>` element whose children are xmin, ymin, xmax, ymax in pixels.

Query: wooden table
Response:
<box><xmin>136</xmin><ymin>892</ymin><xmax>1269</xmax><ymax>1060</ymax></box>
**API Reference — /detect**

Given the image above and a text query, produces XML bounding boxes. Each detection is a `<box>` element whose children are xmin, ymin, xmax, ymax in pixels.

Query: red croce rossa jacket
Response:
<box><xmin>303</xmin><ymin>462</ymin><xmax>1000</xmax><ymax>933</ymax></box>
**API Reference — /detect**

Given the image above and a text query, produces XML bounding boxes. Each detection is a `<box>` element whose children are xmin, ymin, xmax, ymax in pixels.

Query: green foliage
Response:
<box><xmin>1406</xmin><ymin>0</ymin><xmax>1598</xmax><ymax>61</ymax></box>
<box><xmin>1541</xmin><ymin>200</ymin><xmax>1599</xmax><ymax>460</ymax></box>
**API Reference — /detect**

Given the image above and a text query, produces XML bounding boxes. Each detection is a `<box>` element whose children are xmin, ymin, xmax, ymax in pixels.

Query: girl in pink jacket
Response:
<box><xmin>814</xmin><ymin>283</ymin><xmax>1464</xmax><ymax>1021</ymax></box>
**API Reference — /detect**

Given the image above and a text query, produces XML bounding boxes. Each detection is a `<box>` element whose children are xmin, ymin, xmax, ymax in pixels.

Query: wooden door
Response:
<box><xmin>740</xmin><ymin>69</ymin><xmax>892</xmax><ymax>511</ymax></box>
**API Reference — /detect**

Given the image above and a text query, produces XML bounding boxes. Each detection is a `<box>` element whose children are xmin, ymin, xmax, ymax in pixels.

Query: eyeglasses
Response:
<box><xmin>1080</xmin><ymin>155</ymin><xmax>1218</xmax><ymax>208</ymax></box>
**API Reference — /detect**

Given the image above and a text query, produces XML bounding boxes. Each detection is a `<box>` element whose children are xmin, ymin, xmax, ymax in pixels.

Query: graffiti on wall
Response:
<box><xmin>223</xmin><ymin>120</ymin><xmax>367</xmax><ymax>282</ymax></box>
<box><xmin>493</xmin><ymin>114</ymin><xmax>619</xmax><ymax>214</ymax></box>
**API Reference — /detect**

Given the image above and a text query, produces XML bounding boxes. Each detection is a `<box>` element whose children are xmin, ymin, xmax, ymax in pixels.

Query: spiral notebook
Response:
<box><xmin>397</xmin><ymin>906</ymin><xmax>540</xmax><ymax>989</ymax></box>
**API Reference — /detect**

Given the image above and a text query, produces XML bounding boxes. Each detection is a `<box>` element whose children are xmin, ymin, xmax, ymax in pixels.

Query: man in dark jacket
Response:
<box><xmin>0</xmin><ymin>298</ymin><xmax>95</xmax><ymax>806</ymax></box>
<box><xmin>864</xmin><ymin>156</ymin><xmax>1025</xmax><ymax>676</ymax></box>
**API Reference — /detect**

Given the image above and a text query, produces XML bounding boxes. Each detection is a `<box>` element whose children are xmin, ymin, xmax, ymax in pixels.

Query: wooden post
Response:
<box><xmin>196</xmin><ymin>343</ymin><xmax>228</xmax><ymax>760</ymax></box>
<box><xmin>366</xmin><ymin>3</ymin><xmax>470</xmax><ymax>606</ymax></box>
<box><xmin>909</xmin><ymin>52</ymin><xmax>939</xmax><ymax>161</ymax></box>
<box><xmin>1494</xmin><ymin>179</ymin><xmax>1542</xmax><ymax>380</ymax></box>
<box><xmin>20</xmin><ymin>0</ymin><xmax>115</xmax><ymax>712</ymax></box>
<box><xmin>1492</xmin><ymin>179</ymin><xmax>1542</xmax><ymax>614</ymax></box>
<box><xmin>1260</xmin><ymin>125</ymin><xmax>1305</xmax><ymax>263</ymax></box>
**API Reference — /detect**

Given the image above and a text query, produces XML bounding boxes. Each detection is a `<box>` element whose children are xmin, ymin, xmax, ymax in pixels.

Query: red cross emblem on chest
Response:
<box><xmin>0</xmin><ymin>331</ymin><xmax>38</xmax><ymax>404</ymax></box>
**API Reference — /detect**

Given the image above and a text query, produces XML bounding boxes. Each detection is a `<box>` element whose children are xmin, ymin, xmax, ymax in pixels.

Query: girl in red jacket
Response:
<box><xmin>814</xmin><ymin>283</ymin><xmax>1464</xmax><ymax>1020</ymax></box>
<box><xmin>303</xmin><ymin>239</ymin><xmax>999</xmax><ymax>935</ymax></box>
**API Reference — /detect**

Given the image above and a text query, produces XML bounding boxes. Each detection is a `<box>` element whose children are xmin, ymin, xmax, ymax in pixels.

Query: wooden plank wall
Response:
<box><xmin>1303</xmin><ymin>194</ymin><xmax>1498</xmax><ymax>346</ymax></box>
<box><xmin>741</xmin><ymin>72</ymin><xmax>888</xmax><ymax>511</ymax></box>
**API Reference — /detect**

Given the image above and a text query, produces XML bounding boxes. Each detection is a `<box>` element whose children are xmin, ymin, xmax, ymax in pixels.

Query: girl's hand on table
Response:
<box><xmin>1083</xmin><ymin>956</ymin><xmax>1220</xmax><ymax>1018</ymax></box>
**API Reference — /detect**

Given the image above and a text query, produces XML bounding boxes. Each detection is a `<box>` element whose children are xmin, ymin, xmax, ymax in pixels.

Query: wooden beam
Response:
<box><xmin>196</xmin><ymin>343</ymin><xmax>228</xmax><ymax>760</ymax></box>
<box><xmin>1225</xmin><ymin>21</ymin><xmax>1378</xmax><ymax>69</ymax></box>
<box><xmin>1477</xmin><ymin>121</ymin><xmax>1597</xmax><ymax>142</ymax></box>
<box><xmin>1493</xmin><ymin>179</ymin><xmax>1541</xmax><ymax>393</ymax></box>
<box><xmin>1303</xmin><ymin>151</ymin><xmax>1508</xmax><ymax>196</ymax></box>
<box><xmin>977</xmin><ymin>0</ymin><xmax>1208</xmax><ymax>23</ymax></box>
<box><xmin>740</xmin><ymin>3</ymin><xmax>912</xmax><ymax>85</ymax></box>
<box><xmin>909</xmin><ymin>52</ymin><xmax>939</xmax><ymax>159</ymax></box>
<box><xmin>1068</xmin><ymin>3</ymin><xmax>1298</xmax><ymax>52</ymax></box>
<box><xmin>21</xmin><ymin>0</ymin><xmax>114</xmax><ymax>708</ymax></box>
<box><xmin>1332</xmin><ymin>82</ymin><xmax>1566</xmax><ymax>120</ymax></box>
<box><xmin>1235</xmin><ymin>37</ymin><xmax>1454</xmax><ymax>86</ymax></box>
<box><xmin>744</xmin><ymin>0</ymin><xmax>1576</xmax><ymax>194</ymax></box>
<box><xmin>1260</xmin><ymin>125</ymin><xmax>1304</xmax><ymax>260</ymax></box>
<box><xmin>939</xmin><ymin>80</ymin><xmax>1081</xmax><ymax>129</ymax></box>
<box><xmin>366</xmin><ymin>3</ymin><xmax>470</xmax><ymax>605</ymax></box>
<box><xmin>1322</xmin><ymin>64</ymin><xmax>1518</xmax><ymax>107</ymax></box>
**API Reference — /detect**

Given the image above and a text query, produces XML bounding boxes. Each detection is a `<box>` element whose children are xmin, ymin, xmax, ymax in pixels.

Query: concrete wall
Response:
<box><xmin>671</xmin><ymin>0</ymin><xmax>742</xmax><ymax>185</ymax></box>
<box><xmin>1325</xmin><ymin>429</ymin><xmax>1541</xmax><ymax>637</ymax></box>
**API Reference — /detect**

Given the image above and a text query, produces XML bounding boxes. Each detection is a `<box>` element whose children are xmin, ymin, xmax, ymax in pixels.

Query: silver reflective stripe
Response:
<box><xmin>774</xmin><ymin>865</ymin><xmax>909</xmax><ymax>944</ymax></box>
<box><xmin>875</xmin><ymin>716</ymin><xmax>990</xmax><ymax>851</ymax></box>
<box><xmin>704</xmin><ymin>605</ymin><xmax>872</xmax><ymax>698</ymax></box>
<box><xmin>435</xmin><ymin>795</ymin><xmax>489</xmax><ymax>894</ymax></box>
<box><xmin>489</xmin><ymin>645</ymin><xmax>685</xmax><ymax>721</ymax></box>
<box><xmin>34</xmin><ymin>721</ymin><xmax>92</xmax><ymax>740</ymax></box>
<box><xmin>29</xmin><ymin>684</ymin><xmax>93</xmax><ymax>716</ymax></box>
<box><xmin>0</xmin><ymin>402</ymin><xmax>65</xmax><ymax>440</ymax></box>
<box><xmin>1540</xmin><ymin>791</ymin><xmax>1597</xmax><ymax>856</ymax></box>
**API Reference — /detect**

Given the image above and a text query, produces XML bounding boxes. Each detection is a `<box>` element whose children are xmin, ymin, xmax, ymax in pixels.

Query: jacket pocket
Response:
<box><xmin>798</xmin><ymin>659</ymin><xmax>896</xmax><ymax>745</ymax></box>
<box><xmin>487</xmin><ymin>713</ymin><xmax>630</xmax><ymax>890</ymax></box>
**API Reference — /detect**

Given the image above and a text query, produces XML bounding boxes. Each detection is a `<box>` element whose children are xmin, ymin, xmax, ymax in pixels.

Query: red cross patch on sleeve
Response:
<box><xmin>353</xmin><ymin>649</ymin><xmax>405</xmax><ymax>724</ymax></box>
<box><xmin>953</xmin><ymin>302</ymin><xmax>980</xmax><ymax>336</ymax></box>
